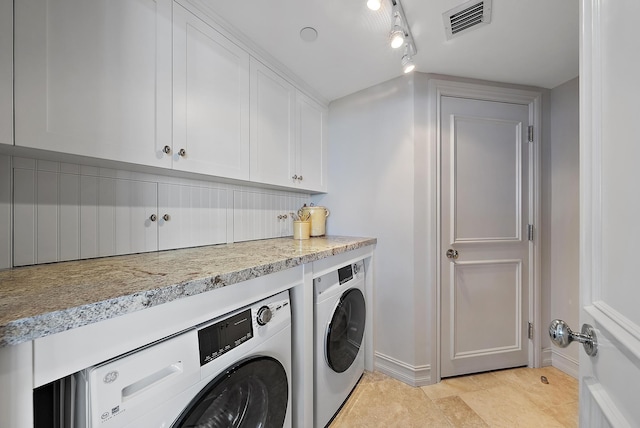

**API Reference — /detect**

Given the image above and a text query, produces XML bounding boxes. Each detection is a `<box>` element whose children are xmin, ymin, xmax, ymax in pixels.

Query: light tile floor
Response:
<box><xmin>330</xmin><ymin>367</ymin><xmax>578</xmax><ymax>427</ymax></box>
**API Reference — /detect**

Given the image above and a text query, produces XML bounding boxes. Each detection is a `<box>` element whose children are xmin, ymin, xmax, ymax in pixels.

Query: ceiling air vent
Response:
<box><xmin>443</xmin><ymin>0</ymin><xmax>492</xmax><ymax>40</ymax></box>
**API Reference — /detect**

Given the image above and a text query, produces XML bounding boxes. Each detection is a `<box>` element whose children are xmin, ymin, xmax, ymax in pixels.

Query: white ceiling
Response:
<box><xmin>196</xmin><ymin>0</ymin><xmax>579</xmax><ymax>102</ymax></box>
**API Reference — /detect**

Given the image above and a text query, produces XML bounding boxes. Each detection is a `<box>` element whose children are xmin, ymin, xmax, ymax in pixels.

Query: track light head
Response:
<box><xmin>390</xmin><ymin>29</ymin><xmax>404</xmax><ymax>49</ymax></box>
<box><xmin>401</xmin><ymin>54</ymin><xmax>415</xmax><ymax>73</ymax></box>
<box><xmin>366</xmin><ymin>0</ymin><xmax>381</xmax><ymax>11</ymax></box>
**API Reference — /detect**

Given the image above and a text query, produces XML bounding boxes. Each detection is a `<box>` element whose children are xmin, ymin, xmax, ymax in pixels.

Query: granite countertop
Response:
<box><xmin>0</xmin><ymin>236</ymin><xmax>376</xmax><ymax>347</ymax></box>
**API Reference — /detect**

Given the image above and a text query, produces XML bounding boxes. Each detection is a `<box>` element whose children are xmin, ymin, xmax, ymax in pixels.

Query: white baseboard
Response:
<box><xmin>550</xmin><ymin>348</ymin><xmax>579</xmax><ymax>379</ymax></box>
<box><xmin>374</xmin><ymin>352</ymin><xmax>431</xmax><ymax>387</ymax></box>
<box><xmin>542</xmin><ymin>347</ymin><xmax>553</xmax><ymax>367</ymax></box>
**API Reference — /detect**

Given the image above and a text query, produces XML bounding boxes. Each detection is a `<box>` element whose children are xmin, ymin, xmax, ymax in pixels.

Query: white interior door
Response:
<box><xmin>577</xmin><ymin>0</ymin><xmax>640</xmax><ymax>425</ymax></box>
<box><xmin>441</xmin><ymin>96</ymin><xmax>530</xmax><ymax>378</ymax></box>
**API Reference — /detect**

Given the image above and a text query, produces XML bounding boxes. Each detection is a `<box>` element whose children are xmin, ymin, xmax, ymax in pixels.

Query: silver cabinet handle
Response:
<box><xmin>178</xmin><ymin>148</ymin><xmax>186</xmax><ymax>157</ymax></box>
<box><xmin>298</xmin><ymin>175</ymin><xmax>303</xmax><ymax>181</ymax></box>
<box><xmin>163</xmin><ymin>214</ymin><xmax>170</xmax><ymax>221</ymax></box>
<box><xmin>549</xmin><ymin>319</ymin><xmax>598</xmax><ymax>357</ymax></box>
<box><xmin>446</xmin><ymin>249</ymin><xmax>459</xmax><ymax>259</ymax></box>
<box><xmin>292</xmin><ymin>174</ymin><xmax>298</xmax><ymax>180</ymax></box>
<box><xmin>162</xmin><ymin>145</ymin><xmax>171</xmax><ymax>154</ymax></box>
<box><xmin>149</xmin><ymin>214</ymin><xmax>157</xmax><ymax>222</ymax></box>
<box><xmin>277</xmin><ymin>215</ymin><xmax>283</xmax><ymax>220</ymax></box>
<box><xmin>283</xmin><ymin>214</ymin><xmax>288</xmax><ymax>219</ymax></box>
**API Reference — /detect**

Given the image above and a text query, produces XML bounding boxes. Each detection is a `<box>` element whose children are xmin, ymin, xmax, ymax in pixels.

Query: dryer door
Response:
<box><xmin>326</xmin><ymin>288</ymin><xmax>366</xmax><ymax>373</ymax></box>
<box><xmin>172</xmin><ymin>356</ymin><xmax>288</xmax><ymax>427</ymax></box>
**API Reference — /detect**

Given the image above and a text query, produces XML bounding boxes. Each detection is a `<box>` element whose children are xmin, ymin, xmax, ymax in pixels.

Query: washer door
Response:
<box><xmin>172</xmin><ymin>356</ymin><xmax>288</xmax><ymax>428</ymax></box>
<box><xmin>326</xmin><ymin>288</ymin><xmax>366</xmax><ymax>373</ymax></box>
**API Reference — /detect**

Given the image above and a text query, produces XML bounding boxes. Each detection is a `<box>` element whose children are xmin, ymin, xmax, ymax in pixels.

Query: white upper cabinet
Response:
<box><xmin>172</xmin><ymin>4</ymin><xmax>250</xmax><ymax>180</ymax></box>
<box><xmin>0</xmin><ymin>0</ymin><xmax>13</xmax><ymax>146</ymax></box>
<box><xmin>296</xmin><ymin>92</ymin><xmax>328</xmax><ymax>192</ymax></box>
<box><xmin>250</xmin><ymin>58</ymin><xmax>297</xmax><ymax>188</ymax></box>
<box><xmin>249</xmin><ymin>59</ymin><xmax>327</xmax><ymax>192</ymax></box>
<box><xmin>14</xmin><ymin>0</ymin><xmax>173</xmax><ymax>167</ymax></box>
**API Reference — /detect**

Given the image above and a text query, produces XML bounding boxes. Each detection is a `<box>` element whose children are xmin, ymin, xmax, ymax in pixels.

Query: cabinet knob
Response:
<box><xmin>292</xmin><ymin>175</ymin><xmax>298</xmax><ymax>180</ymax></box>
<box><xmin>163</xmin><ymin>214</ymin><xmax>170</xmax><ymax>221</ymax></box>
<box><xmin>298</xmin><ymin>175</ymin><xmax>303</xmax><ymax>181</ymax></box>
<box><xmin>149</xmin><ymin>214</ymin><xmax>157</xmax><ymax>222</ymax></box>
<box><xmin>178</xmin><ymin>148</ymin><xmax>186</xmax><ymax>157</ymax></box>
<box><xmin>162</xmin><ymin>145</ymin><xmax>171</xmax><ymax>154</ymax></box>
<box><xmin>278</xmin><ymin>215</ymin><xmax>283</xmax><ymax>220</ymax></box>
<box><xmin>283</xmin><ymin>214</ymin><xmax>288</xmax><ymax>219</ymax></box>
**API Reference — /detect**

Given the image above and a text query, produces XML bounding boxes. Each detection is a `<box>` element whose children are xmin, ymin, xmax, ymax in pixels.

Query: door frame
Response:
<box><xmin>427</xmin><ymin>79</ymin><xmax>542</xmax><ymax>383</ymax></box>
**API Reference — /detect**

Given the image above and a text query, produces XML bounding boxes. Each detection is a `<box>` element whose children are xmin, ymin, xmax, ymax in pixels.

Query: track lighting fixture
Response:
<box><xmin>367</xmin><ymin>0</ymin><xmax>418</xmax><ymax>73</ymax></box>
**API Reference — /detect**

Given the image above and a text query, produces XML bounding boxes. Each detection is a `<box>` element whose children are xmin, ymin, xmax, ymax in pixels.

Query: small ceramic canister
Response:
<box><xmin>293</xmin><ymin>220</ymin><xmax>310</xmax><ymax>240</ymax></box>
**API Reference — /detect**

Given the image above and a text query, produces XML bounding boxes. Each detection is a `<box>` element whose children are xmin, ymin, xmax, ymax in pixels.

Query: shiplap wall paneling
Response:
<box><xmin>13</xmin><ymin>160</ymin><xmax>37</xmax><ymax>266</ymax></box>
<box><xmin>58</xmin><ymin>165</ymin><xmax>81</xmax><ymax>262</ymax></box>
<box><xmin>157</xmin><ymin>184</ymin><xmax>227</xmax><ymax>251</ymax></box>
<box><xmin>234</xmin><ymin>191</ymin><xmax>308</xmax><ymax>242</ymax></box>
<box><xmin>80</xmin><ymin>175</ymin><xmax>158</xmax><ymax>258</ymax></box>
<box><xmin>0</xmin><ymin>155</ymin><xmax>11</xmax><ymax>268</ymax></box>
<box><xmin>234</xmin><ymin>191</ymin><xmax>275</xmax><ymax>242</ymax></box>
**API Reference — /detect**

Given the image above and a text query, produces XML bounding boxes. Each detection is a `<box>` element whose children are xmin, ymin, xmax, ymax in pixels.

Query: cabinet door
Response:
<box><xmin>250</xmin><ymin>59</ymin><xmax>296</xmax><ymax>187</ymax></box>
<box><xmin>173</xmin><ymin>4</ymin><xmax>250</xmax><ymax>179</ymax></box>
<box><xmin>296</xmin><ymin>93</ymin><xmax>328</xmax><ymax>192</ymax></box>
<box><xmin>157</xmin><ymin>183</ymin><xmax>228</xmax><ymax>251</ymax></box>
<box><xmin>14</xmin><ymin>0</ymin><xmax>172</xmax><ymax>167</ymax></box>
<box><xmin>0</xmin><ymin>0</ymin><xmax>12</xmax><ymax>146</ymax></box>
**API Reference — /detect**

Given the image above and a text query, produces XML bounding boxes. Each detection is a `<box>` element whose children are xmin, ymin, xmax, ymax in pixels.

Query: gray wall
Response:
<box><xmin>547</xmin><ymin>77</ymin><xmax>580</xmax><ymax>375</ymax></box>
<box><xmin>313</xmin><ymin>75</ymin><xmax>422</xmax><ymax>379</ymax></box>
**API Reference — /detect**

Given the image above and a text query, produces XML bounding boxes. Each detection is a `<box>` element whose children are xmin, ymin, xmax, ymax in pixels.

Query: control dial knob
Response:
<box><xmin>256</xmin><ymin>306</ymin><xmax>273</xmax><ymax>326</ymax></box>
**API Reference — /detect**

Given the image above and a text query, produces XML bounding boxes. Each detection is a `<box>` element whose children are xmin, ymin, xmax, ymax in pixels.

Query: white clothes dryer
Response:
<box><xmin>75</xmin><ymin>290</ymin><xmax>291</xmax><ymax>428</ymax></box>
<box><xmin>314</xmin><ymin>260</ymin><xmax>366</xmax><ymax>428</ymax></box>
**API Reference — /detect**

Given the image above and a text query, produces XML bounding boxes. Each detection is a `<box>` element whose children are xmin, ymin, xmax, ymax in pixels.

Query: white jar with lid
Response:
<box><xmin>299</xmin><ymin>205</ymin><xmax>330</xmax><ymax>237</ymax></box>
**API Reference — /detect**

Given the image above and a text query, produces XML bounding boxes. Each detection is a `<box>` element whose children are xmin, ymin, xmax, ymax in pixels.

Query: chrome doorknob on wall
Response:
<box><xmin>549</xmin><ymin>319</ymin><xmax>598</xmax><ymax>357</ymax></box>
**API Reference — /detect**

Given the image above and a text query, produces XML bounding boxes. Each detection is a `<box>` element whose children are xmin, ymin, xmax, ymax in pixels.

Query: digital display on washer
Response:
<box><xmin>338</xmin><ymin>264</ymin><xmax>354</xmax><ymax>285</ymax></box>
<box><xmin>198</xmin><ymin>309</ymin><xmax>253</xmax><ymax>366</ymax></box>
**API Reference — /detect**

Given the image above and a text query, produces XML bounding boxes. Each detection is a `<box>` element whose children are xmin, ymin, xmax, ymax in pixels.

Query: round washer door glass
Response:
<box><xmin>172</xmin><ymin>356</ymin><xmax>288</xmax><ymax>428</ymax></box>
<box><xmin>326</xmin><ymin>288</ymin><xmax>366</xmax><ymax>373</ymax></box>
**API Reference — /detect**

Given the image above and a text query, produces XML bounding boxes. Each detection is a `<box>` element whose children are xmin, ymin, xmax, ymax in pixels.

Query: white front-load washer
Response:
<box><xmin>75</xmin><ymin>290</ymin><xmax>291</xmax><ymax>428</ymax></box>
<box><xmin>314</xmin><ymin>259</ymin><xmax>366</xmax><ymax>428</ymax></box>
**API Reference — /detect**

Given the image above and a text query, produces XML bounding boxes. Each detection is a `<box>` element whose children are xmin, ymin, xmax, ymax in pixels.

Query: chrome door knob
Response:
<box><xmin>162</xmin><ymin>145</ymin><xmax>171</xmax><ymax>154</ymax></box>
<box><xmin>549</xmin><ymin>319</ymin><xmax>598</xmax><ymax>357</ymax></box>
<box><xmin>162</xmin><ymin>214</ymin><xmax>170</xmax><ymax>221</ymax></box>
<box><xmin>178</xmin><ymin>148</ymin><xmax>186</xmax><ymax>157</ymax></box>
<box><xmin>149</xmin><ymin>214</ymin><xmax>157</xmax><ymax>222</ymax></box>
<box><xmin>446</xmin><ymin>249</ymin><xmax>459</xmax><ymax>259</ymax></box>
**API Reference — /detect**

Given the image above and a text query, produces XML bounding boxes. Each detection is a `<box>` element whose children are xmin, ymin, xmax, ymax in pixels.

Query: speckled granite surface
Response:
<box><xmin>0</xmin><ymin>236</ymin><xmax>376</xmax><ymax>347</ymax></box>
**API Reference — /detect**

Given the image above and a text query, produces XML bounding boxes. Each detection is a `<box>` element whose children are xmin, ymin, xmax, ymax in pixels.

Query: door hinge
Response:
<box><xmin>528</xmin><ymin>224</ymin><xmax>534</xmax><ymax>241</ymax></box>
<box><xmin>528</xmin><ymin>125</ymin><xmax>534</xmax><ymax>142</ymax></box>
<box><xmin>528</xmin><ymin>322</ymin><xmax>533</xmax><ymax>340</ymax></box>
